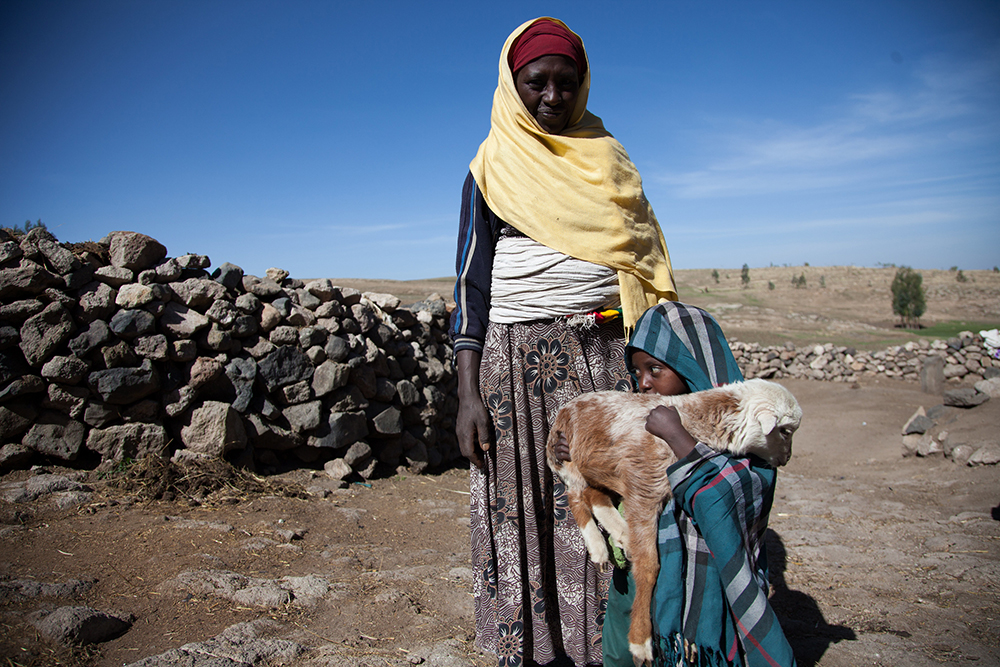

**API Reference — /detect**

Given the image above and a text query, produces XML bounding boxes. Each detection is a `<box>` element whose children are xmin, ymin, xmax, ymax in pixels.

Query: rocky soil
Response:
<box><xmin>1</xmin><ymin>267</ymin><xmax>998</xmax><ymax>667</ymax></box>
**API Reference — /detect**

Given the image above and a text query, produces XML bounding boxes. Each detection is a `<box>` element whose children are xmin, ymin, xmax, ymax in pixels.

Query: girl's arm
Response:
<box><xmin>645</xmin><ymin>405</ymin><xmax>697</xmax><ymax>459</ymax></box>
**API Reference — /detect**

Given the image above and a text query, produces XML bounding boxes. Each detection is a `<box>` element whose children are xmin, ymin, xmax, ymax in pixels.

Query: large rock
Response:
<box><xmin>327</xmin><ymin>412</ymin><xmax>368</xmax><ymax>449</ymax></box>
<box><xmin>109</xmin><ymin>309</ymin><xmax>156</xmax><ymax>339</ymax></box>
<box><xmin>68</xmin><ymin>320</ymin><xmax>112</xmax><ymax>357</ymax></box>
<box><xmin>169</xmin><ymin>278</ymin><xmax>228</xmax><ymax>310</ymax></box>
<box><xmin>0</xmin><ymin>374</ymin><xmax>44</xmax><ymax>402</ymax></box>
<box><xmin>189</xmin><ymin>357</ymin><xmax>225</xmax><ymax>389</ymax></box>
<box><xmin>41</xmin><ymin>355</ymin><xmax>90</xmax><ymax>385</ymax></box>
<box><xmin>974</xmin><ymin>376</ymin><xmax>1000</xmax><ymax>398</ymax></box>
<box><xmin>283</xmin><ymin>400</ymin><xmax>322</xmax><ymax>433</ymax></box>
<box><xmin>159</xmin><ymin>302</ymin><xmax>210</xmax><ymax>338</ymax></box>
<box><xmin>243</xmin><ymin>414</ymin><xmax>302</xmax><ymax>451</ymax></box>
<box><xmin>0</xmin><ymin>262</ymin><xmax>61</xmax><ymax>300</ymax></box>
<box><xmin>920</xmin><ymin>355</ymin><xmax>945</xmax><ymax>395</ymax></box>
<box><xmin>364</xmin><ymin>292</ymin><xmax>401</xmax><ymax>313</ymax></box>
<box><xmin>19</xmin><ymin>302</ymin><xmax>75</xmax><ymax>367</ymax></box>
<box><xmin>0</xmin><ymin>241</ymin><xmax>23</xmax><ymax>265</ymax></box>
<box><xmin>0</xmin><ymin>402</ymin><xmax>37</xmax><ymax>440</ymax></box>
<box><xmin>286</xmin><ymin>304</ymin><xmax>317</xmax><ymax>327</ymax></box>
<box><xmin>94</xmin><ymin>266</ymin><xmax>133</xmax><ymax>287</ymax></box>
<box><xmin>371</xmin><ymin>407</ymin><xmax>403</xmax><ymax>435</ymax></box>
<box><xmin>180</xmin><ymin>401</ymin><xmax>247</xmax><ymax>456</ymax></box>
<box><xmin>258</xmin><ymin>346</ymin><xmax>313</xmax><ymax>392</ymax></box>
<box><xmin>45</xmin><ymin>383</ymin><xmax>88</xmax><ymax>418</ymax></box>
<box><xmin>311</xmin><ymin>360</ymin><xmax>350</xmax><ymax>397</ymax></box>
<box><xmin>0</xmin><ymin>443</ymin><xmax>33</xmax><ymax>471</ymax></box>
<box><xmin>86</xmin><ymin>423</ymin><xmax>169</xmax><ymax>462</ymax></box>
<box><xmin>242</xmin><ymin>275</ymin><xmax>284</xmax><ymax>299</ymax></box>
<box><xmin>967</xmin><ymin>444</ymin><xmax>1000</xmax><ymax>466</ymax></box>
<box><xmin>115</xmin><ymin>283</ymin><xmax>154</xmax><ymax>308</ymax></box>
<box><xmin>88</xmin><ymin>360</ymin><xmax>160</xmax><ymax>405</ymax></box>
<box><xmin>28</xmin><ymin>228</ymin><xmax>81</xmax><ymax>275</ymax></box>
<box><xmin>33</xmin><ymin>606</ymin><xmax>132</xmax><ymax>645</ymax></box>
<box><xmin>943</xmin><ymin>387</ymin><xmax>990</xmax><ymax>408</ymax></box>
<box><xmin>213</xmin><ymin>262</ymin><xmax>244</xmax><ymax>290</ymax></box>
<box><xmin>22</xmin><ymin>412</ymin><xmax>86</xmax><ymax>461</ymax></box>
<box><xmin>396</xmin><ymin>379</ymin><xmax>420</xmax><ymax>406</ymax></box>
<box><xmin>75</xmin><ymin>281</ymin><xmax>117</xmax><ymax>323</ymax></box>
<box><xmin>225</xmin><ymin>357</ymin><xmax>257</xmax><ymax>413</ymax></box>
<box><xmin>133</xmin><ymin>334</ymin><xmax>169</xmax><ymax>361</ymax></box>
<box><xmin>107</xmin><ymin>231</ymin><xmax>167</xmax><ymax>271</ymax></box>
<box><xmin>0</xmin><ymin>298</ymin><xmax>44</xmax><ymax>323</ymax></box>
<box><xmin>206</xmin><ymin>299</ymin><xmax>239</xmax><ymax>327</ymax></box>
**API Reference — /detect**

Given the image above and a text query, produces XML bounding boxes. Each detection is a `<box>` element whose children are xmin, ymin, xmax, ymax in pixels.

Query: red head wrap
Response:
<box><xmin>507</xmin><ymin>19</ymin><xmax>587</xmax><ymax>77</ymax></box>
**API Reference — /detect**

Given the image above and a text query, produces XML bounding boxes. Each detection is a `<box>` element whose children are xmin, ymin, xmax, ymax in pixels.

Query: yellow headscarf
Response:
<box><xmin>470</xmin><ymin>17</ymin><xmax>677</xmax><ymax>333</ymax></box>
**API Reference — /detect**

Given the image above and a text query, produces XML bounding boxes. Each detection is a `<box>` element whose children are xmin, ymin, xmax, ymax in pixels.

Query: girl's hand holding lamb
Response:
<box><xmin>645</xmin><ymin>405</ymin><xmax>697</xmax><ymax>458</ymax></box>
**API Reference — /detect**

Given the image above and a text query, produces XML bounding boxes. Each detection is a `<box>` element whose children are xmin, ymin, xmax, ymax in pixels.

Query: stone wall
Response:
<box><xmin>730</xmin><ymin>333</ymin><xmax>999</xmax><ymax>385</ymax></box>
<box><xmin>1</xmin><ymin>227</ymin><xmax>996</xmax><ymax>476</ymax></box>
<box><xmin>0</xmin><ymin>229</ymin><xmax>457</xmax><ymax>477</ymax></box>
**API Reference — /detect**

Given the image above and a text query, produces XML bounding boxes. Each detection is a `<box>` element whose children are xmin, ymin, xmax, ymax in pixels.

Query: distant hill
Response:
<box><xmin>330</xmin><ymin>267</ymin><xmax>1000</xmax><ymax>349</ymax></box>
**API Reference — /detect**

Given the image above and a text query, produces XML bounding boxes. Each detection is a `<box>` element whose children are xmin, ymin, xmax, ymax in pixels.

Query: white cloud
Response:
<box><xmin>653</xmin><ymin>47</ymin><xmax>1000</xmax><ymax>201</ymax></box>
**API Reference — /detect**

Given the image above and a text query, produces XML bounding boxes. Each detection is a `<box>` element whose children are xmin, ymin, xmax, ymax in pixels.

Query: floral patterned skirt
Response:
<box><xmin>471</xmin><ymin>318</ymin><xmax>631</xmax><ymax>666</ymax></box>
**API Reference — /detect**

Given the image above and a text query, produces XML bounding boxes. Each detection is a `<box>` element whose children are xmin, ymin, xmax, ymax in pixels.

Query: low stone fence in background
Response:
<box><xmin>731</xmin><ymin>334</ymin><xmax>999</xmax><ymax>387</ymax></box>
<box><xmin>0</xmin><ymin>227</ymin><xmax>996</xmax><ymax>477</ymax></box>
<box><xmin>0</xmin><ymin>229</ymin><xmax>457</xmax><ymax>478</ymax></box>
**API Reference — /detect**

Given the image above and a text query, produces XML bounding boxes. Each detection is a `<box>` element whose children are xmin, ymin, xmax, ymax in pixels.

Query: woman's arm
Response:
<box><xmin>451</xmin><ymin>173</ymin><xmax>495</xmax><ymax>354</ymax></box>
<box><xmin>456</xmin><ymin>349</ymin><xmax>492</xmax><ymax>468</ymax></box>
<box><xmin>451</xmin><ymin>173</ymin><xmax>499</xmax><ymax>468</ymax></box>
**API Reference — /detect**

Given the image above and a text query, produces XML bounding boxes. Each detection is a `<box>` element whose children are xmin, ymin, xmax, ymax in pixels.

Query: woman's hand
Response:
<box><xmin>645</xmin><ymin>405</ymin><xmax>697</xmax><ymax>460</ymax></box>
<box><xmin>457</xmin><ymin>349</ymin><xmax>492</xmax><ymax>469</ymax></box>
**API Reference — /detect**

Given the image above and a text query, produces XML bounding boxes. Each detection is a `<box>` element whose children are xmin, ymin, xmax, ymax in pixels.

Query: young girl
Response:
<box><xmin>563</xmin><ymin>301</ymin><xmax>797</xmax><ymax>666</ymax></box>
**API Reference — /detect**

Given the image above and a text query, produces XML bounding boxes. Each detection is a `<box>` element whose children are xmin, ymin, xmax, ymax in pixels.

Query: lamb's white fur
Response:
<box><xmin>546</xmin><ymin>378</ymin><xmax>802</xmax><ymax>666</ymax></box>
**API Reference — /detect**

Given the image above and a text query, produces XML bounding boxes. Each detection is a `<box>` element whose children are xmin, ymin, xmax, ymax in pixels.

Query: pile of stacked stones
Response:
<box><xmin>731</xmin><ymin>334</ymin><xmax>999</xmax><ymax>385</ymax></box>
<box><xmin>0</xmin><ymin>229</ymin><xmax>458</xmax><ymax>478</ymax></box>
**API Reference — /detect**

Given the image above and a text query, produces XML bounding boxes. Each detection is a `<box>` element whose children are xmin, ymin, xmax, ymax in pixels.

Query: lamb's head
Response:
<box><xmin>731</xmin><ymin>379</ymin><xmax>802</xmax><ymax>467</ymax></box>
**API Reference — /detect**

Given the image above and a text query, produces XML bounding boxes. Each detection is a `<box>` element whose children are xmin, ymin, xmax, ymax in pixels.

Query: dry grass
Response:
<box><xmin>102</xmin><ymin>456</ymin><xmax>309</xmax><ymax>505</ymax></box>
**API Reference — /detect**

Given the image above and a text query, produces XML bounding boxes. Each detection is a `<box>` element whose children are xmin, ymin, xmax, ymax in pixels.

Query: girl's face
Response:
<box><xmin>631</xmin><ymin>350</ymin><xmax>688</xmax><ymax>396</ymax></box>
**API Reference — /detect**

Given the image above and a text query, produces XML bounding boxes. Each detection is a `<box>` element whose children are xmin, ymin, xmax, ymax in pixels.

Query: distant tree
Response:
<box><xmin>956</xmin><ymin>270</ymin><xmax>968</xmax><ymax>283</ymax></box>
<box><xmin>741</xmin><ymin>264</ymin><xmax>750</xmax><ymax>288</ymax></box>
<box><xmin>711</xmin><ymin>269</ymin><xmax>719</xmax><ymax>284</ymax></box>
<box><xmin>949</xmin><ymin>266</ymin><xmax>958</xmax><ymax>272</ymax></box>
<box><xmin>2</xmin><ymin>219</ymin><xmax>46</xmax><ymax>237</ymax></box>
<box><xmin>891</xmin><ymin>266</ymin><xmax>926</xmax><ymax>329</ymax></box>
<box><xmin>994</xmin><ymin>266</ymin><xmax>999</xmax><ymax>273</ymax></box>
<box><xmin>791</xmin><ymin>273</ymin><xmax>806</xmax><ymax>288</ymax></box>
<box><xmin>768</xmin><ymin>281</ymin><xmax>775</xmax><ymax>291</ymax></box>
<box><xmin>819</xmin><ymin>275</ymin><xmax>826</xmax><ymax>288</ymax></box>
<box><xmin>804</xmin><ymin>262</ymin><xmax>810</xmax><ymax>267</ymax></box>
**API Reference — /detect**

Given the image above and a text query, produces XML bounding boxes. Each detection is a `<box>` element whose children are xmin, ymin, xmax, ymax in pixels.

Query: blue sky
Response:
<box><xmin>1</xmin><ymin>1</ymin><xmax>998</xmax><ymax>280</ymax></box>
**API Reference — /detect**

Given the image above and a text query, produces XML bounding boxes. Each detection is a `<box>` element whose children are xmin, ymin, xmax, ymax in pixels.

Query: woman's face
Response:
<box><xmin>514</xmin><ymin>55</ymin><xmax>580</xmax><ymax>134</ymax></box>
<box><xmin>631</xmin><ymin>350</ymin><xmax>689</xmax><ymax>396</ymax></box>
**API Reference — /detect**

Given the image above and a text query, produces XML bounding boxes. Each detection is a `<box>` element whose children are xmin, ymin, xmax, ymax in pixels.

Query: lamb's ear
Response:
<box><xmin>757</xmin><ymin>409</ymin><xmax>778</xmax><ymax>435</ymax></box>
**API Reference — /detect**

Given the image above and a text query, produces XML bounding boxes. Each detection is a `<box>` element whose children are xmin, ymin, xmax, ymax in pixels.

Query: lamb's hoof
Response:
<box><xmin>581</xmin><ymin>523</ymin><xmax>609</xmax><ymax>565</ymax></box>
<box><xmin>629</xmin><ymin>638</ymin><xmax>653</xmax><ymax>666</ymax></box>
<box><xmin>587</xmin><ymin>549</ymin><xmax>609</xmax><ymax>566</ymax></box>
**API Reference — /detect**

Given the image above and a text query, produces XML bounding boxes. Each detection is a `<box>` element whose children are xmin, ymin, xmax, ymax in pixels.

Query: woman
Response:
<box><xmin>599</xmin><ymin>302</ymin><xmax>796</xmax><ymax>667</ymax></box>
<box><xmin>450</xmin><ymin>17</ymin><xmax>676</xmax><ymax>667</ymax></box>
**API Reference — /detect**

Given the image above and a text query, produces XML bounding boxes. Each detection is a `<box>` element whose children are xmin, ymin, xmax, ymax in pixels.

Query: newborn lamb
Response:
<box><xmin>545</xmin><ymin>378</ymin><xmax>802</xmax><ymax>666</ymax></box>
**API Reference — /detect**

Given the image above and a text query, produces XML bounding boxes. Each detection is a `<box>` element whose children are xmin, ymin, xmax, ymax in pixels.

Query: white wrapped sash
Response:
<box><xmin>489</xmin><ymin>235</ymin><xmax>619</xmax><ymax>324</ymax></box>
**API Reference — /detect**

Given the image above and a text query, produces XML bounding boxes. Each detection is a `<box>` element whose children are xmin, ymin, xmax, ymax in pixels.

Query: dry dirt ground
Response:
<box><xmin>1</xmin><ymin>267</ymin><xmax>998</xmax><ymax>667</ymax></box>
